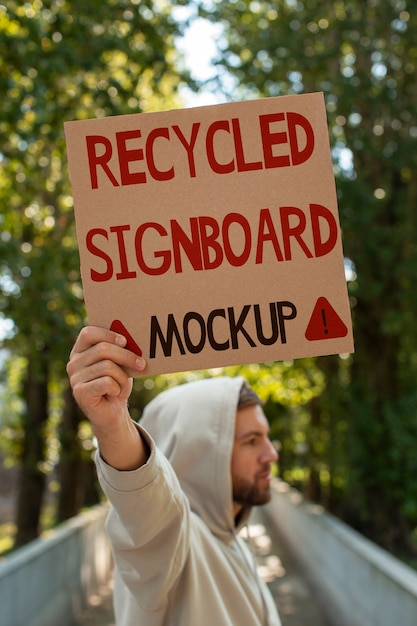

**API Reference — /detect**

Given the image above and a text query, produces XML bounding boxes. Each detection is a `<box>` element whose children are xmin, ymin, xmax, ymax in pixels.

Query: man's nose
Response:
<box><xmin>262</xmin><ymin>438</ymin><xmax>279</xmax><ymax>462</ymax></box>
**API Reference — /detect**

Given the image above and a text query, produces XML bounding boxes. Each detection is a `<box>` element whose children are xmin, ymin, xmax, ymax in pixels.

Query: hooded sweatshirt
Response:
<box><xmin>95</xmin><ymin>376</ymin><xmax>282</xmax><ymax>626</ymax></box>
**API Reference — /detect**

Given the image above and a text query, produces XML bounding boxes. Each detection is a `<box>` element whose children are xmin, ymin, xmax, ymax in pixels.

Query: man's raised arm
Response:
<box><xmin>67</xmin><ymin>326</ymin><xmax>148</xmax><ymax>471</ymax></box>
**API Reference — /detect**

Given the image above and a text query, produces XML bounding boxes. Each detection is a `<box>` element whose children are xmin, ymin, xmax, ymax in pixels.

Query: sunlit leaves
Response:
<box><xmin>0</xmin><ymin>0</ymin><xmax>185</xmax><ymax>358</ymax></box>
<box><xmin>0</xmin><ymin>0</ymin><xmax>186</xmax><ymax>482</ymax></box>
<box><xmin>201</xmin><ymin>0</ymin><xmax>417</xmax><ymax>552</ymax></box>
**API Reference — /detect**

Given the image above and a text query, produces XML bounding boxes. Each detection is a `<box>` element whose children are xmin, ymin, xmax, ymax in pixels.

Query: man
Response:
<box><xmin>67</xmin><ymin>326</ymin><xmax>282</xmax><ymax>625</ymax></box>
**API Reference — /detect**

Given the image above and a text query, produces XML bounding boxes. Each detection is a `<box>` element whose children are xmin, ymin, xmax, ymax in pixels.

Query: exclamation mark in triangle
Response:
<box><xmin>321</xmin><ymin>308</ymin><xmax>329</xmax><ymax>335</ymax></box>
<box><xmin>305</xmin><ymin>297</ymin><xmax>348</xmax><ymax>341</ymax></box>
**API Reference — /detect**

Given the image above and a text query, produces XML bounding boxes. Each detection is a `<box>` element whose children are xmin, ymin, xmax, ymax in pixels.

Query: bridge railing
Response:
<box><xmin>265</xmin><ymin>479</ymin><xmax>417</xmax><ymax>626</ymax></box>
<box><xmin>2</xmin><ymin>482</ymin><xmax>417</xmax><ymax>626</ymax></box>
<box><xmin>0</xmin><ymin>505</ymin><xmax>112</xmax><ymax>626</ymax></box>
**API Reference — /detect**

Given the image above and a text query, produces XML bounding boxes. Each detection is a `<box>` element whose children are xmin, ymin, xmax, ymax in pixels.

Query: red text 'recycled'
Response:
<box><xmin>86</xmin><ymin>111</ymin><xmax>314</xmax><ymax>189</ymax></box>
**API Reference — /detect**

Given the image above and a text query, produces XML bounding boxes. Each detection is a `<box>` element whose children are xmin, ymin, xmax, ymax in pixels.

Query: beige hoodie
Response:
<box><xmin>96</xmin><ymin>376</ymin><xmax>282</xmax><ymax>626</ymax></box>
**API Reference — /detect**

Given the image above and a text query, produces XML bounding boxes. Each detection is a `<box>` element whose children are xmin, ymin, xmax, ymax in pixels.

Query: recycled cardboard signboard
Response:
<box><xmin>64</xmin><ymin>92</ymin><xmax>354</xmax><ymax>376</ymax></box>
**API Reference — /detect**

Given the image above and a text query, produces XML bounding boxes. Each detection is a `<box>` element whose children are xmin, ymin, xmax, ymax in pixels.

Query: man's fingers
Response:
<box><xmin>85</xmin><ymin>375</ymin><xmax>131</xmax><ymax>402</ymax></box>
<box><xmin>70</xmin><ymin>326</ymin><xmax>126</xmax><ymax>357</ymax></box>
<box><xmin>71</xmin><ymin>375</ymin><xmax>133</xmax><ymax>427</ymax></box>
<box><xmin>68</xmin><ymin>326</ymin><xmax>146</xmax><ymax>378</ymax></box>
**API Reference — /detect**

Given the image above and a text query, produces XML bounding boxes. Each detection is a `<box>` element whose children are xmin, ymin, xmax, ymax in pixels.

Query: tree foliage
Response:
<box><xmin>0</xmin><ymin>0</ymin><xmax>186</xmax><ymax>545</ymax></box>
<box><xmin>0</xmin><ymin>0</ymin><xmax>184</xmax><ymax>358</ymax></box>
<box><xmin>199</xmin><ymin>0</ymin><xmax>417</xmax><ymax>556</ymax></box>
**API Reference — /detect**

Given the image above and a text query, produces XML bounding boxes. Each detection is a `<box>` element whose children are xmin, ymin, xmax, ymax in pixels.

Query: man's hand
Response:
<box><xmin>67</xmin><ymin>326</ymin><xmax>149</xmax><ymax>470</ymax></box>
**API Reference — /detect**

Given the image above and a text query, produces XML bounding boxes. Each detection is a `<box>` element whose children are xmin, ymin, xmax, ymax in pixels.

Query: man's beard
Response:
<box><xmin>232</xmin><ymin>471</ymin><xmax>272</xmax><ymax>508</ymax></box>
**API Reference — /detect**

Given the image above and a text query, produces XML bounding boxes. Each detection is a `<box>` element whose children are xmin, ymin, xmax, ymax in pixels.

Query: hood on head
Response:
<box><xmin>139</xmin><ymin>376</ymin><xmax>245</xmax><ymax>540</ymax></box>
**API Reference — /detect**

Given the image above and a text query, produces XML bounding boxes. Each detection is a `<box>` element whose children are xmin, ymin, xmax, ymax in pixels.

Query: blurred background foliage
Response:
<box><xmin>0</xmin><ymin>0</ymin><xmax>416</xmax><ymax>565</ymax></box>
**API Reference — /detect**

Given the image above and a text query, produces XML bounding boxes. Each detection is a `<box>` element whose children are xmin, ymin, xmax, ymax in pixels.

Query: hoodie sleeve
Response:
<box><xmin>95</xmin><ymin>423</ymin><xmax>190</xmax><ymax>612</ymax></box>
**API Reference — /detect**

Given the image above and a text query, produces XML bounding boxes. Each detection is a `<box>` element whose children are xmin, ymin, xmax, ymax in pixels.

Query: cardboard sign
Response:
<box><xmin>65</xmin><ymin>93</ymin><xmax>354</xmax><ymax>376</ymax></box>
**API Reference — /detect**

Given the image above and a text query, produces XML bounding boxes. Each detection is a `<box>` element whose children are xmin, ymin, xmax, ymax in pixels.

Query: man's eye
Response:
<box><xmin>245</xmin><ymin>438</ymin><xmax>257</xmax><ymax>446</ymax></box>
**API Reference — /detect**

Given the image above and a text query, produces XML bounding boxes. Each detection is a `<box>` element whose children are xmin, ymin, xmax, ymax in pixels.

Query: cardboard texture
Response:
<box><xmin>65</xmin><ymin>93</ymin><xmax>354</xmax><ymax>375</ymax></box>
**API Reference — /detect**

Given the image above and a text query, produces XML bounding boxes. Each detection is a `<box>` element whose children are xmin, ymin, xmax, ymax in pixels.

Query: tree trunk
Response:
<box><xmin>306</xmin><ymin>397</ymin><xmax>322</xmax><ymax>503</ymax></box>
<box><xmin>56</xmin><ymin>386</ymin><xmax>83</xmax><ymax>522</ymax></box>
<box><xmin>57</xmin><ymin>387</ymin><xmax>101</xmax><ymax>522</ymax></box>
<box><xmin>80</xmin><ymin>457</ymin><xmax>101</xmax><ymax>508</ymax></box>
<box><xmin>14</xmin><ymin>356</ymin><xmax>49</xmax><ymax>547</ymax></box>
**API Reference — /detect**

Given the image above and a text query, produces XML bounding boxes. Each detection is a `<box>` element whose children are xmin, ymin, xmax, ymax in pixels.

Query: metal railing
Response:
<box><xmin>0</xmin><ymin>505</ymin><xmax>112</xmax><ymax>626</ymax></box>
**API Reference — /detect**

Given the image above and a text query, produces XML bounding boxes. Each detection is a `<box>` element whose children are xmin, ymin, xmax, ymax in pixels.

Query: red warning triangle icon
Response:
<box><xmin>110</xmin><ymin>319</ymin><xmax>143</xmax><ymax>357</ymax></box>
<box><xmin>305</xmin><ymin>297</ymin><xmax>348</xmax><ymax>341</ymax></box>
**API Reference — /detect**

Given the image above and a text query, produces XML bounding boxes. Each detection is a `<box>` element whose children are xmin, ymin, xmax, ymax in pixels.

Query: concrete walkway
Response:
<box><xmin>254</xmin><ymin>506</ymin><xmax>331</xmax><ymax>626</ymax></box>
<box><xmin>73</xmin><ymin>506</ymin><xmax>330</xmax><ymax>626</ymax></box>
<box><xmin>73</xmin><ymin>581</ymin><xmax>115</xmax><ymax>626</ymax></box>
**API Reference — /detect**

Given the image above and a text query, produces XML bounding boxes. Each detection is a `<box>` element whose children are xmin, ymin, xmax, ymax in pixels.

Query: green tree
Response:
<box><xmin>0</xmin><ymin>0</ymin><xmax>186</xmax><ymax>546</ymax></box>
<box><xmin>200</xmin><ymin>0</ymin><xmax>417</xmax><ymax>556</ymax></box>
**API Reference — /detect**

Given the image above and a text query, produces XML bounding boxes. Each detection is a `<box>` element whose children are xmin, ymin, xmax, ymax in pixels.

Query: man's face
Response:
<box><xmin>231</xmin><ymin>404</ymin><xmax>278</xmax><ymax>516</ymax></box>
